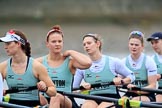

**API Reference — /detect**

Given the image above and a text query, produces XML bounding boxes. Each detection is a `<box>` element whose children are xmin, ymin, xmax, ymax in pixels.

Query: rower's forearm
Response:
<box><xmin>69</xmin><ymin>50</ymin><xmax>92</xmax><ymax>66</ymax></box>
<box><xmin>46</xmin><ymin>86</ymin><xmax>57</xmax><ymax>97</ymax></box>
<box><xmin>144</xmin><ymin>83</ymin><xmax>156</xmax><ymax>89</ymax></box>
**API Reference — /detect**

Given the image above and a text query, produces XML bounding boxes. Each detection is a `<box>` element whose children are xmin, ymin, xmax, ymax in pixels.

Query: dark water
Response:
<box><xmin>0</xmin><ymin>23</ymin><xmax>161</xmax><ymax>61</ymax></box>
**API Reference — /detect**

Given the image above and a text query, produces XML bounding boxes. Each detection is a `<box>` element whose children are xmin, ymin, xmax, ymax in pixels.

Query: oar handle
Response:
<box><xmin>6</xmin><ymin>86</ymin><xmax>37</xmax><ymax>94</ymax></box>
<box><xmin>73</xmin><ymin>81</ymin><xmax>114</xmax><ymax>91</ymax></box>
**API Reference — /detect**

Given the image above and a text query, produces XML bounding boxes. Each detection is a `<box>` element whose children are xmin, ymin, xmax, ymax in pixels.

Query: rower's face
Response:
<box><xmin>83</xmin><ymin>37</ymin><xmax>99</xmax><ymax>55</ymax></box>
<box><xmin>151</xmin><ymin>39</ymin><xmax>162</xmax><ymax>54</ymax></box>
<box><xmin>46</xmin><ymin>33</ymin><xmax>63</xmax><ymax>53</ymax></box>
<box><xmin>4</xmin><ymin>41</ymin><xmax>19</xmax><ymax>56</ymax></box>
<box><xmin>128</xmin><ymin>38</ymin><xmax>144</xmax><ymax>55</ymax></box>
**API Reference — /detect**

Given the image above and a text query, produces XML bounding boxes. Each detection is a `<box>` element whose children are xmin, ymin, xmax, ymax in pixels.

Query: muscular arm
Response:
<box><xmin>0</xmin><ymin>61</ymin><xmax>8</xmax><ymax>79</ymax></box>
<box><xmin>145</xmin><ymin>57</ymin><xmax>157</xmax><ymax>89</ymax></box>
<box><xmin>145</xmin><ymin>75</ymin><xmax>157</xmax><ymax>89</ymax></box>
<box><xmin>33</xmin><ymin>60</ymin><xmax>57</xmax><ymax>97</ymax></box>
<box><xmin>63</xmin><ymin>50</ymin><xmax>92</xmax><ymax>70</ymax></box>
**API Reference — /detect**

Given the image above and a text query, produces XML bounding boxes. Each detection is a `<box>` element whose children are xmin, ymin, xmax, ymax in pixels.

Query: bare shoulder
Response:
<box><xmin>0</xmin><ymin>60</ymin><xmax>8</xmax><ymax>77</ymax></box>
<box><xmin>0</xmin><ymin>61</ymin><xmax>7</xmax><ymax>70</ymax></box>
<box><xmin>33</xmin><ymin>59</ymin><xmax>46</xmax><ymax>70</ymax></box>
<box><xmin>35</xmin><ymin>56</ymin><xmax>43</xmax><ymax>63</ymax></box>
<box><xmin>32</xmin><ymin>59</ymin><xmax>48</xmax><ymax>80</ymax></box>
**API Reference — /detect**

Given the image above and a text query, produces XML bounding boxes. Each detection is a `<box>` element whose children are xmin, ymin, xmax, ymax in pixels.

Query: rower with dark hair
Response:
<box><xmin>0</xmin><ymin>29</ymin><xmax>57</xmax><ymax>107</ymax></box>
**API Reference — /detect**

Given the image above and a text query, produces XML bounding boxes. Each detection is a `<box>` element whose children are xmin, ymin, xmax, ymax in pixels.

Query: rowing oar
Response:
<box><xmin>120</xmin><ymin>85</ymin><xmax>162</xmax><ymax>94</ymax></box>
<box><xmin>0</xmin><ymin>102</ymin><xmax>31</xmax><ymax>108</ymax></box>
<box><xmin>73</xmin><ymin>81</ymin><xmax>114</xmax><ymax>91</ymax></box>
<box><xmin>57</xmin><ymin>91</ymin><xmax>162</xmax><ymax>108</ymax></box>
<box><xmin>5</xmin><ymin>86</ymin><xmax>37</xmax><ymax>94</ymax></box>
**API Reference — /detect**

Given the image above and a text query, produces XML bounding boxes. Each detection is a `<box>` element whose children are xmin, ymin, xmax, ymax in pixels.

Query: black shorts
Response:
<box><xmin>156</xmin><ymin>87</ymin><xmax>162</xmax><ymax>95</ymax></box>
<box><xmin>93</xmin><ymin>93</ymin><xmax>121</xmax><ymax>108</ymax></box>
<box><xmin>9</xmin><ymin>99</ymin><xmax>40</xmax><ymax>107</ymax></box>
<box><xmin>124</xmin><ymin>92</ymin><xmax>156</xmax><ymax>102</ymax></box>
<box><xmin>45</xmin><ymin>96</ymin><xmax>80</xmax><ymax>108</ymax></box>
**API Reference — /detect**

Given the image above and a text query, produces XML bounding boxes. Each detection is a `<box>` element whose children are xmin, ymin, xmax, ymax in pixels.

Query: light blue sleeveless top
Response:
<box><xmin>154</xmin><ymin>54</ymin><xmax>162</xmax><ymax>88</ymax></box>
<box><xmin>84</xmin><ymin>56</ymin><xmax>117</xmax><ymax>95</ymax></box>
<box><xmin>126</xmin><ymin>55</ymin><xmax>148</xmax><ymax>87</ymax></box>
<box><xmin>42</xmin><ymin>56</ymin><xmax>73</xmax><ymax>92</ymax></box>
<box><xmin>6</xmin><ymin>57</ymin><xmax>39</xmax><ymax>101</ymax></box>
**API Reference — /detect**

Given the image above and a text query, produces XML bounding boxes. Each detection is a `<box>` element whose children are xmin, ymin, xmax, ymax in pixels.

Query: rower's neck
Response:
<box><xmin>48</xmin><ymin>53</ymin><xmax>63</xmax><ymax>61</ymax></box>
<box><xmin>90</xmin><ymin>52</ymin><xmax>102</xmax><ymax>61</ymax></box>
<box><xmin>131</xmin><ymin>53</ymin><xmax>141</xmax><ymax>61</ymax></box>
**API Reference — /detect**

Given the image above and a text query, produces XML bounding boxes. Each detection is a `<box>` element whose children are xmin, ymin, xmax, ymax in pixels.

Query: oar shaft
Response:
<box><xmin>58</xmin><ymin>91</ymin><xmax>118</xmax><ymax>102</ymax></box>
<box><xmin>58</xmin><ymin>91</ymin><xmax>162</xmax><ymax>108</ymax></box>
<box><xmin>6</xmin><ymin>86</ymin><xmax>37</xmax><ymax>94</ymax></box>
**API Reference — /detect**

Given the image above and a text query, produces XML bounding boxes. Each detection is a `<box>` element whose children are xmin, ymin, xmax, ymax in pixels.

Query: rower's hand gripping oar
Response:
<box><xmin>5</xmin><ymin>86</ymin><xmax>37</xmax><ymax>94</ymax></box>
<box><xmin>73</xmin><ymin>81</ymin><xmax>114</xmax><ymax>91</ymax></box>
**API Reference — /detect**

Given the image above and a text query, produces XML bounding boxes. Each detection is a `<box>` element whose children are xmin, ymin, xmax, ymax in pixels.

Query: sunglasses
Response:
<box><xmin>129</xmin><ymin>31</ymin><xmax>144</xmax><ymax>38</ymax></box>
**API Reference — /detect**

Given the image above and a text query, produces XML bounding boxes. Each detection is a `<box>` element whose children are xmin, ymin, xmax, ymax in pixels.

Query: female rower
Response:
<box><xmin>0</xmin><ymin>29</ymin><xmax>57</xmax><ymax>107</ymax></box>
<box><xmin>73</xmin><ymin>33</ymin><xmax>135</xmax><ymax>108</ymax></box>
<box><xmin>122</xmin><ymin>31</ymin><xmax>157</xmax><ymax>102</ymax></box>
<box><xmin>147</xmin><ymin>32</ymin><xmax>162</xmax><ymax>102</ymax></box>
<box><xmin>36</xmin><ymin>25</ymin><xmax>92</xmax><ymax>108</ymax></box>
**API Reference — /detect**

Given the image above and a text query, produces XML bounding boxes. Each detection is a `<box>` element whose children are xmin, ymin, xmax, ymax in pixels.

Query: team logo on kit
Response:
<box><xmin>86</xmin><ymin>74</ymin><xmax>92</xmax><ymax>78</ymax></box>
<box><xmin>8</xmin><ymin>75</ymin><xmax>14</xmax><ymax>79</ymax></box>
<box><xmin>53</xmin><ymin>80</ymin><xmax>65</xmax><ymax>88</ymax></box>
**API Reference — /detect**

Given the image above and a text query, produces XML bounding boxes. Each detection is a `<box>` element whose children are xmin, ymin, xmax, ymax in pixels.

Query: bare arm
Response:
<box><xmin>145</xmin><ymin>75</ymin><xmax>157</xmax><ymax>89</ymax></box>
<box><xmin>134</xmin><ymin>75</ymin><xmax>157</xmax><ymax>95</ymax></box>
<box><xmin>35</xmin><ymin>57</ymin><xmax>43</xmax><ymax>63</ymax></box>
<box><xmin>33</xmin><ymin>60</ymin><xmax>57</xmax><ymax>97</ymax></box>
<box><xmin>0</xmin><ymin>61</ymin><xmax>8</xmax><ymax>79</ymax></box>
<box><xmin>63</xmin><ymin>50</ymin><xmax>92</xmax><ymax>74</ymax></box>
<box><xmin>115</xmin><ymin>58</ymin><xmax>135</xmax><ymax>84</ymax></box>
<box><xmin>142</xmin><ymin>56</ymin><xmax>157</xmax><ymax>89</ymax></box>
